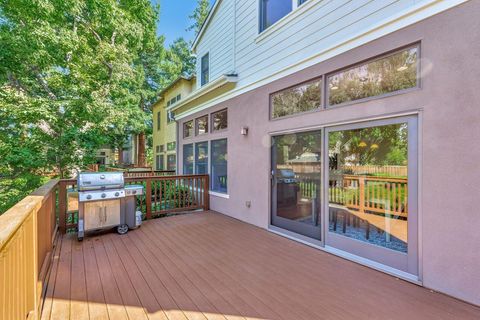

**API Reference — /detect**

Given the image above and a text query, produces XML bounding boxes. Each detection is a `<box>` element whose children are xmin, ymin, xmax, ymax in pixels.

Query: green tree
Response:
<box><xmin>187</xmin><ymin>0</ymin><xmax>210</xmax><ymax>35</ymax></box>
<box><xmin>167</xmin><ymin>38</ymin><xmax>196</xmax><ymax>77</ymax></box>
<box><xmin>0</xmin><ymin>0</ymin><xmax>163</xmax><ymax>176</ymax></box>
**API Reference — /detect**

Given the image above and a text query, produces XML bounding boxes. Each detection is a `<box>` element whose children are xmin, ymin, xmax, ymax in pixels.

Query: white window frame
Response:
<box><xmin>259</xmin><ymin>0</ymin><xmax>306</xmax><ymax>33</ymax></box>
<box><xmin>200</xmin><ymin>52</ymin><xmax>210</xmax><ymax>86</ymax></box>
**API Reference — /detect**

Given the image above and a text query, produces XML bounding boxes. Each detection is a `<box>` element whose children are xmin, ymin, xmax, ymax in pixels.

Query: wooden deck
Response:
<box><xmin>41</xmin><ymin>211</ymin><xmax>480</xmax><ymax>320</ymax></box>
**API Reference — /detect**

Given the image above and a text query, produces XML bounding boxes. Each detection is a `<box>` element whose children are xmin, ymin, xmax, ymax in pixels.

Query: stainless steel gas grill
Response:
<box><xmin>77</xmin><ymin>172</ymin><xmax>127</xmax><ymax>241</ymax></box>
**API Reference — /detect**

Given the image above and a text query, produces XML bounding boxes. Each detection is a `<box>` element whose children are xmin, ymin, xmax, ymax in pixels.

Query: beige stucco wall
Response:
<box><xmin>178</xmin><ymin>1</ymin><xmax>480</xmax><ymax>306</ymax></box>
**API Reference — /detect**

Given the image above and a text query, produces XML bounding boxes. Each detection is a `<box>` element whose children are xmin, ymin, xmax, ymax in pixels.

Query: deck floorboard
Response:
<box><xmin>42</xmin><ymin>211</ymin><xmax>480</xmax><ymax>320</ymax></box>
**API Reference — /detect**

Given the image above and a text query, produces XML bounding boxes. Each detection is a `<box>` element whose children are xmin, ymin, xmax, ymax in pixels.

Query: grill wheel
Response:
<box><xmin>117</xmin><ymin>224</ymin><xmax>129</xmax><ymax>235</ymax></box>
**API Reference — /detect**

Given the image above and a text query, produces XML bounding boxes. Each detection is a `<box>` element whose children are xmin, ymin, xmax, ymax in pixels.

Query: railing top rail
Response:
<box><xmin>124</xmin><ymin>174</ymin><xmax>208</xmax><ymax>182</ymax></box>
<box><xmin>342</xmin><ymin>174</ymin><xmax>407</xmax><ymax>183</ymax></box>
<box><xmin>0</xmin><ymin>179</ymin><xmax>58</xmax><ymax>251</ymax></box>
<box><xmin>58</xmin><ymin>174</ymin><xmax>208</xmax><ymax>185</ymax></box>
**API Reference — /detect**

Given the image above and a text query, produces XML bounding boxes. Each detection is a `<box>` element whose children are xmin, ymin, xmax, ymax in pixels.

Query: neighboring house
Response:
<box><xmin>121</xmin><ymin>134</ymin><xmax>138</xmax><ymax>166</ymax></box>
<box><xmin>95</xmin><ymin>147</ymin><xmax>114</xmax><ymax>165</ymax></box>
<box><xmin>170</xmin><ymin>0</ymin><xmax>480</xmax><ymax>306</ymax></box>
<box><xmin>94</xmin><ymin>134</ymin><xmax>138</xmax><ymax>167</ymax></box>
<box><xmin>152</xmin><ymin>76</ymin><xmax>196</xmax><ymax>171</ymax></box>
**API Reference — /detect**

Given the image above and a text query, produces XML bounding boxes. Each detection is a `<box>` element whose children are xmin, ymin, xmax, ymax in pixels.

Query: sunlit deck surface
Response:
<box><xmin>41</xmin><ymin>211</ymin><xmax>480</xmax><ymax>320</ymax></box>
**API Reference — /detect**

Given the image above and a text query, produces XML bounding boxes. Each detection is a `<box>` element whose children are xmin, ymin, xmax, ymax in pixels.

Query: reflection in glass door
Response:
<box><xmin>271</xmin><ymin>130</ymin><xmax>322</xmax><ymax>240</ymax></box>
<box><xmin>325</xmin><ymin>117</ymin><xmax>418</xmax><ymax>274</ymax></box>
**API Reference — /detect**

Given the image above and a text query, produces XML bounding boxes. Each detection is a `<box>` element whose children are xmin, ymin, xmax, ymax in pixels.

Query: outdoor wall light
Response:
<box><xmin>241</xmin><ymin>126</ymin><xmax>249</xmax><ymax>136</ymax></box>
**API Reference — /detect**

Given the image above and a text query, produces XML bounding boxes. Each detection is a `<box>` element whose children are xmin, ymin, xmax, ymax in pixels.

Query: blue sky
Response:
<box><xmin>151</xmin><ymin>0</ymin><xmax>215</xmax><ymax>46</ymax></box>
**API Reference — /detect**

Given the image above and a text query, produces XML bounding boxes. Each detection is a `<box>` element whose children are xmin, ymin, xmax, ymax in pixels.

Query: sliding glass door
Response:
<box><xmin>271</xmin><ymin>116</ymin><xmax>418</xmax><ymax>275</ymax></box>
<box><xmin>325</xmin><ymin>117</ymin><xmax>418</xmax><ymax>274</ymax></box>
<box><xmin>271</xmin><ymin>130</ymin><xmax>322</xmax><ymax>240</ymax></box>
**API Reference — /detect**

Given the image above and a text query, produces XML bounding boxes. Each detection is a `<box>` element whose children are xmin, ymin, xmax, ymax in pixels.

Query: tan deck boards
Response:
<box><xmin>41</xmin><ymin>211</ymin><xmax>480</xmax><ymax>320</ymax></box>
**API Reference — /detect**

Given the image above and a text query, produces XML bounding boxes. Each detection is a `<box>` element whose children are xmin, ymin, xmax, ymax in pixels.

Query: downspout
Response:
<box><xmin>176</xmin><ymin>118</ymin><xmax>180</xmax><ymax>174</ymax></box>
<box><xmin>233</xmin><ymin>0</ymin><xmax>237</xmax><ymax>72</ymax></box>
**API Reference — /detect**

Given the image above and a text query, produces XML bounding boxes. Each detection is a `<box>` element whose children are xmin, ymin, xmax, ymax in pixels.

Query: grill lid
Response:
<box><xmin>78</xmin><ymin>172</ymin><xmax>124</xmax><ymax>191</ymax></box>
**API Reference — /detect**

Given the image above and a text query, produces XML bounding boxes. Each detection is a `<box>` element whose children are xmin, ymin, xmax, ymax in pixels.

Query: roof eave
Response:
<box><xmin>167</xmin><ymin>74</ymin><xmax>238</xmax><ymax>112</ymax></box>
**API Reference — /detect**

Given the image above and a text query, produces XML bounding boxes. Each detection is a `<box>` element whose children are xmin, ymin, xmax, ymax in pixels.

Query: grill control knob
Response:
<box><xmin>86</xmin><ymin>195</ymin><xmax>92</xmax><ymax>200</ymax></box>
<box><xmin>115</xmin><ymin>192</ymin><xmax>120</xmax><ymax>197</ymax></box>
<box><xmin>132</xmin><ymin>190</ymin><xmax>137</xmax><ymax>195</ymax></box>
<box><xmin>101</xmin><ymin>193</ymin><xmax>106</xmax><ymax>198</ymax></box>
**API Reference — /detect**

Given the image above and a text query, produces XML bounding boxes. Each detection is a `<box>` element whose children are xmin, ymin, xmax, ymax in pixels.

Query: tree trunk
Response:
<box><xmin>137</xmin><ymin>133</ymin><xmax>146</xmax><ymax>167</ymax></box>
<box><xmin>117</xmin><ymin>146</ymin><xmax>124</xmax><ymax>165</ymax></box>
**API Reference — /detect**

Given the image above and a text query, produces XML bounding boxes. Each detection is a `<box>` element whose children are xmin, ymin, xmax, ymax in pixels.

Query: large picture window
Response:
<box><xmin>271</xmin><ymin>79</ymin><xmax>322</xmax><ymax>119</ymax></box>
<box><xmin>260</xmin><ymin>0</ymin><xmax>292</xmax><ymax>32</ymax></box>
<box><xmin>212</xmin><ymin>109</ymin><xmax>227</xmax><ymax>132</ymax></box>
<box><xmin>211</xmin><ymin>139</ymin><xmax>227</xmax><ymax>193</ymax></box>
<box><xmin>327</xmin><ymin>46</ymin><xmax>419</xmax><ymax>106</ymax></box>
<box><xmin>195</xmin><ymin>142</ymin><xmax>209</xmax><ymax>174</ymax></box>
<box><xmin>183</xmin><ymin>144</ymin><xmax>194</xmax><ymax>174</ymax></box>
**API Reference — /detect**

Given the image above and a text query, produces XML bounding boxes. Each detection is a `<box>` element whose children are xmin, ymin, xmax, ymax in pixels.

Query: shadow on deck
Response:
<box><xmin>41</xmin><ymin>211</ymin><xmax>480</xmax><ymax>320</ymax></box>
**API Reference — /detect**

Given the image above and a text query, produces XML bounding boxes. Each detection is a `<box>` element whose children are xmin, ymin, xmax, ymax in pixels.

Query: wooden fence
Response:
<box><xmin>0</xmin><ymin>180</ymin><xmax>58</xmax><ymax>320</ymax></box>
<box><xmin>58</xmin><ymin>174</ymin><xmax>209</xmax><ymax>234</ymax></box>
<box><xmin>340</xmin><ymin>165</ymin><xmax>407</xmax><ymax>177</ymax></box>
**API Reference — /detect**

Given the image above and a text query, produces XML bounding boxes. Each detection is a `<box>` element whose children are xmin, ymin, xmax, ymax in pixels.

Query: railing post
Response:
<box><xmin>58</xmin><ymin>181</ymin><xmax>67</xmax><ymax>234</ymax></box>
<box><xmin>146</xmin><ymin>179</ymin><xmax>152</xmax><ymax>220</ymax></box>
<box><xmin>203</xmin><ymin>175</ymin><xmax>210</xmax><ymax>211</ymax></box>
<box><xmin>358</xmin><ymin>176</ymin><xmax>365</xmax><ymax>213</ymax></box>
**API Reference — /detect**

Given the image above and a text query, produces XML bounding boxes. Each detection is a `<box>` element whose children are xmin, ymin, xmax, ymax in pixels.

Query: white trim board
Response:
<box><xmin>176</xmin><ymin>0</ymin><xmax>467</xmax><ymax>120</ymax></box>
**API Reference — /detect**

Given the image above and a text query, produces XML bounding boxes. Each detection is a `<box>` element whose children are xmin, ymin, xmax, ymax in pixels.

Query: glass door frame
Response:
<box><xmin>269</xmin><ymin>115</ymin><xmax>419</xmax><ymax>276</ymax></box>
<box><xmin>270</xmin><ymin>129</ymin><xmax>325</xmax><ymax>241</ymax></box>
<box><xmin>322</xmin><ymin>116</ymin><xmax>418</xmax><ymax>275</ymax></box>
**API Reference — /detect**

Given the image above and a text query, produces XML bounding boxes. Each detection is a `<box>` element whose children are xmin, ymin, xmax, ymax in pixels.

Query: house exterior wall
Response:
<box><xmin>234</xmin><ymin>0</ymin><xmax>416</xmax><ymax>87</ymax></box>
<box><xmin>152</xmin><ymin>79</ymin><xmax>196</xmax><ymax>170</ymax></box>
<box><xmin>187</xmin><ymin>0</ymin><xmax>468</xmax><ymax>118</ymax></box>
<box><xmin>179</xmin><ymin>1</ymin><xmax>480</xmax><ymax>306</ymax></box>
<box><xmin>195</xmin><ymin>0</ymin><xmax>235</xmax><ymax>90</ymax></box>
<box><xmin>96</xmin><ymin>148</ymin><xmax>114</xmax><ymax>165</ymax></box>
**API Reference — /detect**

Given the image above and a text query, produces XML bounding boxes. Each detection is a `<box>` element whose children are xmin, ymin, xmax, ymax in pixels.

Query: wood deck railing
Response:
<box><xmin>104</xmin><ymin>166</ymin><xmax>176</xmax><ymax>178</ymax></box>
<box><xmin>0</xmin><ymin>180</ymin><xmax>58</xmax><ymax>320</ymax></box>
<box><xmin>0</xmin><ymin>173</ymin><xmax>209</xmax><ymax>318</ymax></box>
<box><xmin>294</xmin><ymin>173</ymin><xmax>408</xmax><ymax>218</ymax></box>
<box><xmin>330</xmin><ymin>175</ymin><xmax>408</xmax><ymax>218</ymax></box>
<box><xmin>57</xmin><ymin>174</ymin><xmax>209</xmax><ymax>234</ymax></box>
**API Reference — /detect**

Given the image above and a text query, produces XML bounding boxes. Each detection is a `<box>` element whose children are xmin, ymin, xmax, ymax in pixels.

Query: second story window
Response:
<box><xmin>156</xmin><ymin>111</ymin><xmax>161</xmax><ymax>131</ymax></box>
<box><xmin>201</xmin><ymin>53</ymin><xmax>209</xmax><ymax>86</ymax></box>
<box><xmin>260</xmin><ymin>0</ymin><xmax>291</xmax><ymax>32</ymax></box>
<box><xmin>260</xmin><ymin>0</ymin><xmax>309</xmax><ymax>32</ymax></box>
